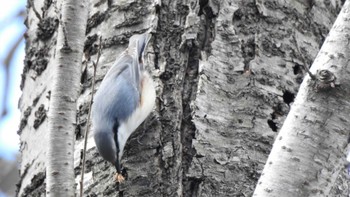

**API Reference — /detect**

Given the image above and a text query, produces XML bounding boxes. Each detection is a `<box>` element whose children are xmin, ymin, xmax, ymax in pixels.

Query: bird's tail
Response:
<box><xmin>128</xmin><ymin>32</ymin><xmax>151</xmax><ymax>91</ymax></box>
<box><xmin>128</xmin><ymin>32</ymin><xmax>151</xmax><ymax>66</ymax></box>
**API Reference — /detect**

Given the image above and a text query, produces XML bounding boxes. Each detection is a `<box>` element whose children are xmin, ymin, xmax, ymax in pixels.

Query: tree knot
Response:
<box><xmin>313</xmin><ymin>69</ymin><xmax>337</xmax><ymax>91</ymax></box>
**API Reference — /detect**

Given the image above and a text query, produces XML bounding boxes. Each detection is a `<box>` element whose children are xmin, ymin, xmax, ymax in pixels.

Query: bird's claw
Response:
<box><xmin>114</xmin><ymin>172</ymin><xmax>125</xmax><ymax>183</ymax></box>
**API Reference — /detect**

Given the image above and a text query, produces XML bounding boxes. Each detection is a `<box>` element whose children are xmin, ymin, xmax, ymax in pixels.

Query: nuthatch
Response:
<box><xmin>92</xmin><ymin>33</ymin><xmax>156</xmax><ymax>181</ymax></box>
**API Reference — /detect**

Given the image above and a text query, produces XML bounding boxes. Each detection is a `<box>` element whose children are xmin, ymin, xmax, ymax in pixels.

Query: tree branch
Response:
<box><xmin>79</xmin><ymin>36</ymin><xmax>102</xmax><ymax>197</ymax></box>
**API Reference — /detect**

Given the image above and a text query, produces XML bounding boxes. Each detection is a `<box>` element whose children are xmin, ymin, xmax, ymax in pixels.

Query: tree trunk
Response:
<box><xmin>17</xmin><ymin>0</ymin><xmax>348</xmax><ymax>196</ymax></box>
<box><xmin>46</xmin><ymin>0</ymin><xmax>88</xmax><ymax>196</ymax></box>
<box><xmin>253</xmin><ymin>1</ymin><xmax>350</xmax><ymax>196</ymax></box>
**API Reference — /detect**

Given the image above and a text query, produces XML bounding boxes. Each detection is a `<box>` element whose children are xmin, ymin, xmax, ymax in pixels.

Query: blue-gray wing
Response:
<box><xmin>93</xmin><ymin>33</ymin><xmax>150</xmax><ymax>130</ymax></box>
<box><xmin>91</xmin><ymin>33</ymin><xmax>151</xmax><ymax>165</ymax></box>
<box><xmin>93</xmin><ymin>54</ymin><xmax>140</xmax><ymax>127</ymax></box>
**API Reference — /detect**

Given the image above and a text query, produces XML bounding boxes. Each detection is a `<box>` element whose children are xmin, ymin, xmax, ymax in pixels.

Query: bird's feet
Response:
<box><xmin>114</xmin><ymin>172</ymin><xmax>125</xmax><ymax>183</ymax></box>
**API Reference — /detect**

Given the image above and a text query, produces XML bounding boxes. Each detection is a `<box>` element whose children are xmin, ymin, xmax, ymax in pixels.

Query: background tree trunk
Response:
<box><xmin>17</xmin><ymin>0</ymin><xmax>348</xmax><ymax>196</ymax></box>
<box><xmin>253</xmin><ymin>0</ymin><xmax>350</xmax><ymax>196</ymax></box>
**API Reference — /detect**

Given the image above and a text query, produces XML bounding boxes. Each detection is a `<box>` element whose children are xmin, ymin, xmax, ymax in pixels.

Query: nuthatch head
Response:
<box><xmin>92</xmin><ymin>33</ymin><xmax>156</xmax><ymax>176</ymax></box>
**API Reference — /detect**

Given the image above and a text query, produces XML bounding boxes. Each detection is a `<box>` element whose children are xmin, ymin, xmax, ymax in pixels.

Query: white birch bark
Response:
<box><xmin>46</xmin><ymin>0</ymin><xmax>87</xmax><ymax>196</ymax></box>
<box><xmin>253</xmin><ymin>1</ymin><xmax>350</xmax><ymax>196</ymax></box>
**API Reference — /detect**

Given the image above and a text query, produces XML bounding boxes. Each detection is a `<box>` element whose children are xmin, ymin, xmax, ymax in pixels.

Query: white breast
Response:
<box><xmin>117</xmin><ymin>71</ymin><xmax>156</xmax><ymax>158</ymax></box>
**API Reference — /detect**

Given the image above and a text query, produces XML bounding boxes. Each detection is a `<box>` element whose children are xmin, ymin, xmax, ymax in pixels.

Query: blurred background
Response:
<box><xmin>0</xmin><ymin>0</ymin><xmax>26</xmax><ymax>196</ymax></box>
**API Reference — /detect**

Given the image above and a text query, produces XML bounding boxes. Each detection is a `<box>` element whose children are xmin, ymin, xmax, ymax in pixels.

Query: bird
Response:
<box><xmin>92</xmin><ymin>32</ymin><xmax>156</xmax><ymax>182</ymax></box>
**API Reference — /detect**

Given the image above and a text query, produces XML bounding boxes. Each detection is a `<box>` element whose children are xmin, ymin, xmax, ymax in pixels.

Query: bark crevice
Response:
<box><xmin>181</xmin><ymin>45</ymin><xmax>200</xmax><ymax>196</ymax></box>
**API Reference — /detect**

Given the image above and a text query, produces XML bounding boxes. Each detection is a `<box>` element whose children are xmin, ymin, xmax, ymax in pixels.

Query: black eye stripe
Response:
<box><xmin>113</xmin><ymin>120</ymin><xmax>120</xmax><ymax>153</ymax></box>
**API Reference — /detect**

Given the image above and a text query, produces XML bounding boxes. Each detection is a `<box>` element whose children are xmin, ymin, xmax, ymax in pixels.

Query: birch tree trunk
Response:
<box><xmin>253</xmin><ymin>1</ymin><xmax>350</xmax><ymax>196</ymax></box>
<box><xmin>46</xmin><ymin>0</ymin><xmax>88</xmax><ymax>196</ymax></box>
<box><xmin>17</xmin><ymin>0</ymin><xmax>348</xmax><ymax>196</ymax></box>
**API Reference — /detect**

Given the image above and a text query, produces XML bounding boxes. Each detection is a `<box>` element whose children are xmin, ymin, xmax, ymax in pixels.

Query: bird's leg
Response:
<box><xmin>114</xmin><ymin>157</ymin><xmax>125</xmax><ymax>183</ymax></box>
